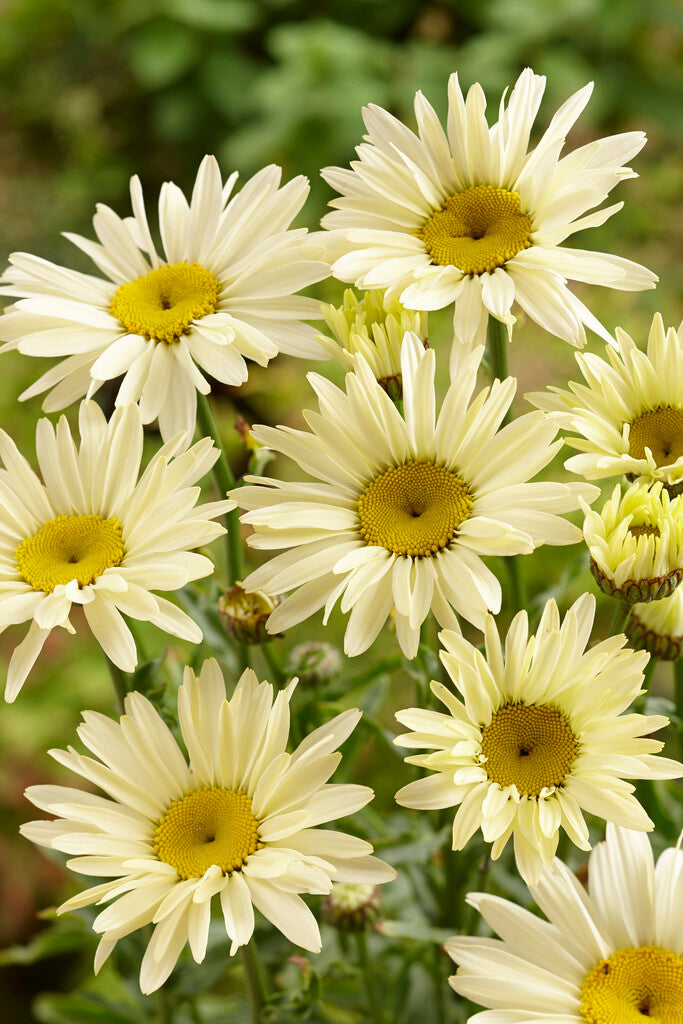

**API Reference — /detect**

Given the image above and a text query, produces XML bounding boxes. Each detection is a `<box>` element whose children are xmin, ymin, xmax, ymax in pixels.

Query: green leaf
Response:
<box><xmin>376</xmin><ymin>919</ymin><xmax>453</xmax><ymax>945</ymax></box>
<box><xmin>33</xmin><ymin>992</ymin><xmax>142</xmax><ymax>1024</ymax></box>
<box><xmin>0</xmin><ymin>917</ymin><xmax>93</xmax><ymax>966</ymax></box>
<box><xmin>164</xmin><ymin>0</ymin><xmax>257</xmax><ymax>33</ymax></box>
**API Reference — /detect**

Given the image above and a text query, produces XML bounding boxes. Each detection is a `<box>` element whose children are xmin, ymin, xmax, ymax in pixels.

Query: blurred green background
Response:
<box><xmin>0</xmin><ymin>0</ymin><xmax>682</xmax><ymax>1019</ymax></box>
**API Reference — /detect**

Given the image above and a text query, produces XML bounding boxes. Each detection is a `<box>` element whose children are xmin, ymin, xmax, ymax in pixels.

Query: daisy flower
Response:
<box><xmin>21</xmin><ymin>660</ymin><xmax>394</xmax><ymax>993</ymax></box>
<box><xmin>583</xmin><ymin>481</ymin><xmax>683</xmax><ymax>603</ymax></box>
<box><xmin>0</xmin><ymin>156</ymin><xmax>328</xmax><ymax>440</ymax></box>
<box><xmin>628</xmin><ymin>588</ymin><xmax>683</xmax><ymax>660</ymax></box>
<box><xmin>446</xmin><ymin>824</ymin><xmax>683</xmax><ymax>1022</ymax></box>
<box><xmin>317</xmin><ymin>288</ymin><xmax>427</xmax><ymax>398</ymax></box>
<box><xmin>529</xmin><ymin>312</ymin><xmax>683</xmax><ymax>490</ymax></box>
<box><xmin>321</xmin><ymin>67</ymin><xmax>655</xmax><ymax>353</ymax></box>
<box><xmin>0</xmin><ymin>401</ymin><xmax>231</xmax><ymax>701</ymax></box>
<box><xmin>394</xmin><ymin>594</ymin><xmax>682</xmax><ymax>884</ymax></box>
<box><xmin>234</xmin><ymin>333</ymin><xmax>596</xmax><ymax>659</ymax></box>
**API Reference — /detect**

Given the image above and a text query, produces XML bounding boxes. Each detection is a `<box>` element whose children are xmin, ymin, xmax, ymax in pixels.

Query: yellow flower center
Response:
<box><xmin>17</xmin><ymin>515</ymin><xmax>125</xmax><ymax>593</ymax></box>
<box><xmin>357</xmin><ymin>461</ymin><xmax>472</xmax><ymax>557</ymax></box>
<box><xmin>418</xmin><ymin>185</ymin><xmax>532</xmax><ymax>274</ymax></box>
<box><xmin>580</xmin><ymin>946</ymin><xmax>683</xmax><ymax>1023</ymax></box>
<box><xmin>629</xmin><ymin>524</ymin><xmax>660</xmax><ymax>539</ymax></box>
<box><xmin>110</xmin><ymin>262</ymin><xmax>218</xmax><ymax>344</ymax></box>
<box><xmin>628</xmin><ymin>408</ymin><xmax>683</xmax><ymax>467</ymax></box>
<box><xmin>479</xmin><ymin>702</ymin><xmax>578</xmax><ymax>796</ymax></box>
<box><xmin>154</xmin><ymin>787</ymin><xmax>262</xmax><ymax>880</ymax></box>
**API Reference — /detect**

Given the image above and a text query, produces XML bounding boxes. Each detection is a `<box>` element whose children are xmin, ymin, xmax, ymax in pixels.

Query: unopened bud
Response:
<box><xmin>285</xmin><ymin>642</ymin><xmax>343</xmax><ymax>688</ymax></box>
<box><xmin>218</xmin><ymin>583</ymin><xmax>281</xmax><ymax>645</ymax></box>
<box><xmin>323</xmin><ymin>882</ymin><xmax>381</xmax><ymax>933</ymax></box>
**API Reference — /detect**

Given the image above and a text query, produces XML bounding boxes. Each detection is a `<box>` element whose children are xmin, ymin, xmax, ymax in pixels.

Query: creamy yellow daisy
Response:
<box><xmin>447</xmin><ymin>824</ymin><xmax>683</xmax><ymax>1023</ymax></box>
<box><xmin>529</xmin><ymin>313</ymin><xmax>683</xmax><ymax>490</ymax></box>
<box><xmin>234</xmin><ymin>333</ymin><xmax>597</xmax><ymax>659</ymax></box>
<box><xmin>394</xmin><ymin>594</ymin><xmax>682</xmax><ymax>884</ymax></box>
<box><xmin>0</xmin><ymin>400</ymin><xmax>232</xmax><ymax>700</ymax></box>
<box><xmin>628</xmin><ymin>587</ymin><xmax>683</xmax><ymax>661</ymax></box>
<box><xmin>322</xmin><ymin>67</ymin><xmax>655</xmax><ymax>355</ymax></box>
<box><xmin>582</xmin><ymin>481</ymin><xmax>683</xmax><ymax>603</ymax></box>
<box><xmin>0</xmin><ymin>156</ymin><xmax>328</xmax><ymax>440</ymax></box>
<box><xmin>20</xmin><ymin>660</ymin><xmax>395</xmax><ymax>994</ymax></box>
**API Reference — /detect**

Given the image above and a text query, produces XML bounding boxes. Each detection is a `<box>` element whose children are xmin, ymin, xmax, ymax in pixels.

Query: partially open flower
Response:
<box><xmin>628</xmin><ymin>587</ymin><xmax>683</xmax><ymax>660</ymax></box>
<box><xmin>323</xmin><ymin>881</ymin><xmax>381</xmax><ymax>933</ymax></box>
<box><xmin>218</xmin><ymin>582</ymin><xmax>281</xmax><ymax>645</ymax></box>
<box><xmin>318</xmin><ymin>288</ymin><xmax>427</xmax><ymax>400</ymax></box>
<box><xmin>583</xmin><ymin>481</ymin><xmax>683</xmax><ymax>603</ymax></box>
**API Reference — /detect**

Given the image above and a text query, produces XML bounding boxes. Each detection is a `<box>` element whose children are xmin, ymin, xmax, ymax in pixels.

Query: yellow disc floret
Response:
<box><xmin>357</xmin><ymin>461</ymin><xmax>472</xmax><ymax>557</ymax></box>
<box><xmin>17</xmin><ymin>514</ymin><xmax>125</xmax><ymax>593</ymax></box>
<box><xmin>419</xmin><ymin>185</ymin><xmax>532</xmax><ymax>274</ymax></box>
<box><xmin>628</xmin><ymin>408</ymin><xmax>683</xmax><ymax>467</ymax></box>
<box><xmin>580</xmin><ymin>945</ymin><xmax>683</xmax><ymax>1024</ymax></box>
<box><xmin>154</xmin><ymin>787</ymin><xmax>262</xmax><ymax>880</ymax></box>
<box><xmin>479</xmin><ymin>702</ymin><xmax>578</xmax><ymax>796</ymax></box>
<box><xmin>110</xmin><ymin>262</ymin><xmax>218</xmax><ymax>344</ymax></box>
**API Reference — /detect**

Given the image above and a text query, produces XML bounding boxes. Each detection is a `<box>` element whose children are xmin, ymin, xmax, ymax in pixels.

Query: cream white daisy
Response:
<box><xmin>318</xmin><ymin>288</ymin><xmax>428</xmax><ymax>397</ymax></box>
<box><xmin>0</xmin><ymin>156</ymin><xmax>328</xmax><ymax>440</ymax></box>
<box><xmin>446</xmin><ymin>824</ymin><xmax>683</xmax><ymax>1022</ymax></box>
<box><xmin>529</xmin><ymin>313</ymin><xmax>683</xmax><ymax>489</ymax></box>
<box><xmin>628</xmin><ymin>588</ymin><xmax>683</xmax><ymax>661</ymax></box>
<box><xmin>0</xmin><ymin>401</ymin><xmax>231</xmax><ymax>701</ymax></box>
<box><xmin>394</xmin><ymin>594</ymin><xmax>682</xmax><ymax>885</ymax></box>
<box><xmin>322</xmin><ymin>67</ymin><xmax>655</xmax><ymax>353</ymax></box>
<box><xmin>583</xmin><ymin>481</ymin><xmax>683</xmax><ymax>603</ymax></box>
<box><xmin>234</xmin><ymin>333</ymin><xmax>596</xmax><ymax>659</ymax></box>
<box><xmin>20</xmin><ymin>660</ymin><xmax>394</xmax><ymax>993</ymax></box>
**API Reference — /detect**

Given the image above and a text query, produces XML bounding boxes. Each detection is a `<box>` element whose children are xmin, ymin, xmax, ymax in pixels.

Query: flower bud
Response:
<box><xmin>322</xmin><ymin>882</ymin><xmax>381</xmax><ymax>933</ymax></box>
<box><xmin>218</xmin><ymin>583</ymin><xmax>281</xmax><ymax>645</ymax></box>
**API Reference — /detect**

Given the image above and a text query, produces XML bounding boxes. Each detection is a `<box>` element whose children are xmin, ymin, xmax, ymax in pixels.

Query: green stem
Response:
<box><xmin>240</xmin><ymin>940</ymin><xmax>267</xmax><ymax>1024</ymax></box>
<box><xmin>105</xmin><ymin>655</ymin><xmax>128</xmax><ymax>714</ymax></box>
<box><xmin>486</xmin><ymin>316</ymin><xmax>512</xmax><ymax>422</ymax></box>
<box><xmin>156</xmin><ymin>985</ymin><xmax>173</xmax><ymax>1024</ymax></box>
<box><xmin>608</xmin><ymin>599</ymin><xmax>632</xmax><ymax>637</ymax></box>
<box><xmin>459</xmin><ymin>855</ymin><xmax>491</xmax><ymax>936</ymax></box>
<box><xmin>675</xmin><ymin>659</ymin><xmax>683</xmax><ymax>760</ymax></box>
<box><xmin>355</xmin><ymin>932</ymin><xmax>384</xmax><ymax>1023</ymax></box>
<box><xmin>196</xmin><ymin>391</ymin><xmax>243</xmax><ymax>586</ymax></box>
<box><xmin>261</xmin><ymin>641</ymin><xmax>286</xmax><ymax>688</ymax></box>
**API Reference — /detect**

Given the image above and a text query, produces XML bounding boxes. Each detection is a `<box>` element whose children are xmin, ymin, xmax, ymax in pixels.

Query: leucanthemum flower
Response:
<box><xmin>234</xmin><ymin>333</ymin><xmax>596</xmax><ymax>659</ymax></box>
<box><xmin>529</xmin><ymin>312</ymin><xmax>683</xmax><ymax>491</ymax></box>
<box><xmin>21</xmin><ymin>660</ymin><xmax>394</xmax><ymax>993</ymax></box>
<box><xmin>628</xmin><ymin>588</ymin><xmax>683</xmax><ymax>661</ymax></box>
<box><xmin>446</xmin><ymin>824</ymin><xmax>683</xmax><ymax>1022</ymax></box>
<box><xmin>583</xmin><ymin>481</ymin><xmax>683</xmax><ymax>603</ymax></box>
<box><xmin>317</xmin><ymin>288</ymin><xmax>428</xmax><ymax>398</ymax></box>
<box><xmin>0</xmin><ymin>156</ymin><xmax>328</xmax><ymax>440</ymax></box>
<box><xmin>394</xmin><ymin>594</ymin><xmax>682</xmax><ymax>885</ymax></box>
<box><xmin>0</xmin><ymin>401</ymin><xmax>231</xmax><ymax>701</ymax></box>
<box><xmin>322</xmin><ymin>67</ymin><xmax>655</xmax><ymax>353</ymax></box>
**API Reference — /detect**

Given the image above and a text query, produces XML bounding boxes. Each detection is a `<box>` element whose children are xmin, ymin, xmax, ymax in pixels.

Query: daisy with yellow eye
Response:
<box><xmin>0</xmin><ymin>401</ymin><xmax>232</xmax><ymax>701</ymax></box>
<box><xmin>447</xmin><ymin>824</ymin><xmax>683</xmax><ymax>1023</ymax></box>
<box><xmin>0</xmin><ymin>156</ymin><xmax>328</xmax><ymax>440</ymax></box>
<box><xmin>582</xmin><ymin>481</ymin><xmax>683</xmax><ymax>604</ymax></box>
<box><xmin>322</xmin><ymin>67</ymin><xmax>655</xmax><ymax>354</ymax></box>
<box><xmin>234</xmin><ymin>333</ymin><xmax>596</xmax><ymax>660</ymax></box>
<box><xmin>394</xmin><ymin>594</ymin><xmax>682</xmax><ymax>885</ymax></box>
<box><xmin>529</xmin><ymin>313</ymin><xmax>683</xmax><ymax>491</ymax></box>
<box><xmin>317</xmin><ymin>288</ymin><xmax>428</xmax><ymax>398</ymax></box>
<box><xmin>20</xmin><ymin>660</ymin><xmax>395</xmax><ymax>994</ymax></box>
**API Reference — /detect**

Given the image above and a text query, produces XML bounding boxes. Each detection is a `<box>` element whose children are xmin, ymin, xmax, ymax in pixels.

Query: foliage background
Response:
<box><xmin>0</xmin><ymin>0</ymin><xmax>681</xmax><ymax>1020</ymax></box>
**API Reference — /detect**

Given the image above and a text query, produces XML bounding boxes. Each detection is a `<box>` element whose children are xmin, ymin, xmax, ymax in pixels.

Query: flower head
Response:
<box><xmin>395</xmin><ymin>594</ymin><xmax>682</xmax><ymax>884</ymax></box>
<box><xmin>21</xmin><ymin>660</ymin><xmax>394</xmax><ymax>993</ymax></box>
<box><xmin>318</xmin><ymin>288</ymin><xmax>427</xmax><ymax>398</ymax></box>
<box><xmin>0</xmin><ymin>156</ymin><xmax>328</xmax><ymax>440</ymax></box>
<box><xmin>322</xmin><ymin>68</ymin><xmax>655</xmax><ymax>354</ymax></box>
<box><xmin>446</xmin><ymin>824</ymin><xmax>683</xmax><ymax>1021</ymax></box>
<box><xmin>583</xmin><ymin>481</ymin><xmax>683</xmax><ymax>603</ymax></box>
<box><xmin>218</xmin><ymin>582</ymin><xmax>281</xmax><ymax>645</ymax></box>
<box><xmin>0</xmin><ymin>400</ymin><xmax>231</xmax><ymax>700</ymax></box>
<box><xmin>529</xmin><ymin>313</ymin><xmax>683</xmax><ymax>491</ymax></box>
<box><xmin>628</xmin><ymin>587</ymin><xmax>683</xmax><ymax>661</ymax></box>
<box><xmin>234</xmin><ymin>334</ymin><xmax>596</xmax><ymax>659</ymax></box>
